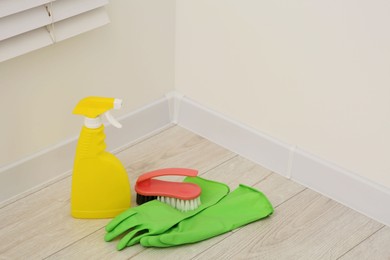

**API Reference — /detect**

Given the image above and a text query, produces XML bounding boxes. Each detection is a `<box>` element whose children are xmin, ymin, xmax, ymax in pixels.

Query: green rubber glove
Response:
<box><xmin>140</xmin><ymin>184</ymin><xmax>273</xmax><ymax>247</ymax></box>
<box><xmin>104</xmin><ymin>176</ymin><xmax>229</xmax><ymax>250</ymax></box>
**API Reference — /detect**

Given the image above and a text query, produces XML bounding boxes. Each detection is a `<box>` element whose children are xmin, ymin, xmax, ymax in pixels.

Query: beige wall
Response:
<box><xmin>0</xmin><ymin>0</ymin><xmax>175</xmax><ymax>167</ymax></box>
<box><xmin>2</xmin><ymin>0</ymin><xmax>389</xmax><ymax>190</ymax></box>
<box><xmin>175</xmin><ymin>1</ymin><xmax>390</xmax><ymax>187</ymax></box>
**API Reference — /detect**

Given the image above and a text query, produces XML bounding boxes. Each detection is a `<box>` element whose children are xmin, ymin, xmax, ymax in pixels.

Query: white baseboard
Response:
<box><xmin>175</xmin><ymin>94</ymin><xmax>390</xmax><ymax>227</ymax></box>
<box><xmin>0</xmin><ymin>97</ymin><xmax>172</xmax><ymax>207</ymax></box>
<box><xmin>2</xmin><ymin>91</ymin><xmax>390</xmax><ymax>227</ymax></box>
<box><xmin>291</xmin><ymin>149</ymin><xmax>390</xmax><ymax>227</ymax></box>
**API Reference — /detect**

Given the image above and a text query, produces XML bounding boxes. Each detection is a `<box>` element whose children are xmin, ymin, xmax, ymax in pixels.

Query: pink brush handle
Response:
<box><xmin>136</xmin><ymin>168</ymin><xmax>198</xmax><ymax>184</ymax></box>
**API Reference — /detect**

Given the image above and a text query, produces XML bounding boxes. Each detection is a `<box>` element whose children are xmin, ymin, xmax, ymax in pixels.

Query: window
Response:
<box><xmin>0</xmin><ymin>0</ymin><xmax>110</xmax><ymax>62</ymax></box>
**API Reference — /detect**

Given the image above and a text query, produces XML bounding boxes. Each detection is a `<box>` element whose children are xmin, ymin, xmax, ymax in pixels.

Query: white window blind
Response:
<box><xmin>0</xmin><ymin>0</ymin><xmax>110</xmax><ymax>62</ymax></box>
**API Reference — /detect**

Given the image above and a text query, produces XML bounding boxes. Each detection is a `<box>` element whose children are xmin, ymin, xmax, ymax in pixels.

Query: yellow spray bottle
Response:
<box><xmin>71</xmin><ymin>96</ymin><xmax>131</xmax><ymax>218</ymax></box>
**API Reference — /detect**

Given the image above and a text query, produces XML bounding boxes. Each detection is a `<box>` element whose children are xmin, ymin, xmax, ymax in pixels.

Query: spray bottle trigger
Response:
<box><xmin>105</xmin><ymin>111</ymin><xmax>122</xmax><ymax>128</ymax></box>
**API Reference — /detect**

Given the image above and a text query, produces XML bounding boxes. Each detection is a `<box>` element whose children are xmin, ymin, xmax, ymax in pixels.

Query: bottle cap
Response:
<box><xmin>73</xmin><ymin>97</ymin><xmax>122</xmax><ymax>129</ymax></box>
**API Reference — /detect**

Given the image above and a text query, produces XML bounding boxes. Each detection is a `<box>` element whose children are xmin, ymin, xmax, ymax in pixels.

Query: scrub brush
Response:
<box><xmin>135</xmin><ymin>168</ymin><xmax>202</xmax><ymax>212</ymax></box>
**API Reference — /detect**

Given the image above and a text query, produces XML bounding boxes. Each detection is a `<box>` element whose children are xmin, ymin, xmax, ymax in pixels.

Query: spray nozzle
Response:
<box><xmin>73</xmin><ymin>96</ymin><xmax>123</xmax><ymax>129</ymax></box>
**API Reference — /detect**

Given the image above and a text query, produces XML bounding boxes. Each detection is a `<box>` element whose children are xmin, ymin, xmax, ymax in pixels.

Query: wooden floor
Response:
<box><xmin>0</xmin><ymin>126</ymin><xmax>389</xmax><ymax>260</ymax></box>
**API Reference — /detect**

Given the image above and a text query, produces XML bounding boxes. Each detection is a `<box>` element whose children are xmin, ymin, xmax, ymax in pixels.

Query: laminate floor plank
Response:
<box><xmin>0</xmin><ymin>126</ymin><xmax>387</xmax><ymax>260</ymax></box>
<box><xmin>339</xmin><ymin>226</ymin><xmax>390</xmax><ymax>260</ymax></box>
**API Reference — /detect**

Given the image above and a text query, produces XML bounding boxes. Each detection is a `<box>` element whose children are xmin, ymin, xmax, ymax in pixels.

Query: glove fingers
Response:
<box><xmin>104</xmin><ymin>216</ymin><xmax>140</xmax><ymax>242</ymax></box>
<box><xmin>159</xmin><ymin>228</ymin><xmax>221</xmax><ymax>246</ymax></box>
<box><xmin>139</xmin><ymin>236</ymin><xmax>154</xmax><ymax>247</ymax></box>
<box><xmin>117</xmin><ymin>228</ymin><xmax>146</xmax><ymax>250</ymax></box>
<box><xmin>140</xmin><ymin>236</ymin><xmax>171</xmax><ymax>248</ymax></box>
<box><xmin>105</xmin><ymin>210</ymin><xmax>137</xmax><ymax>232</ymax></box>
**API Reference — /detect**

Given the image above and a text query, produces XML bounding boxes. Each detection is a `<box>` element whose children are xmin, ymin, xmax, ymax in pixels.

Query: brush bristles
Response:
<box><xmin>157</xmin><ymin>196</ymin><xmax>201</xmax><ymax>212</ymax></box>
<box><xmin>136</xmin><ymin>194</ymin><xmax>157</xmax><ymax>205</ymax></box>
